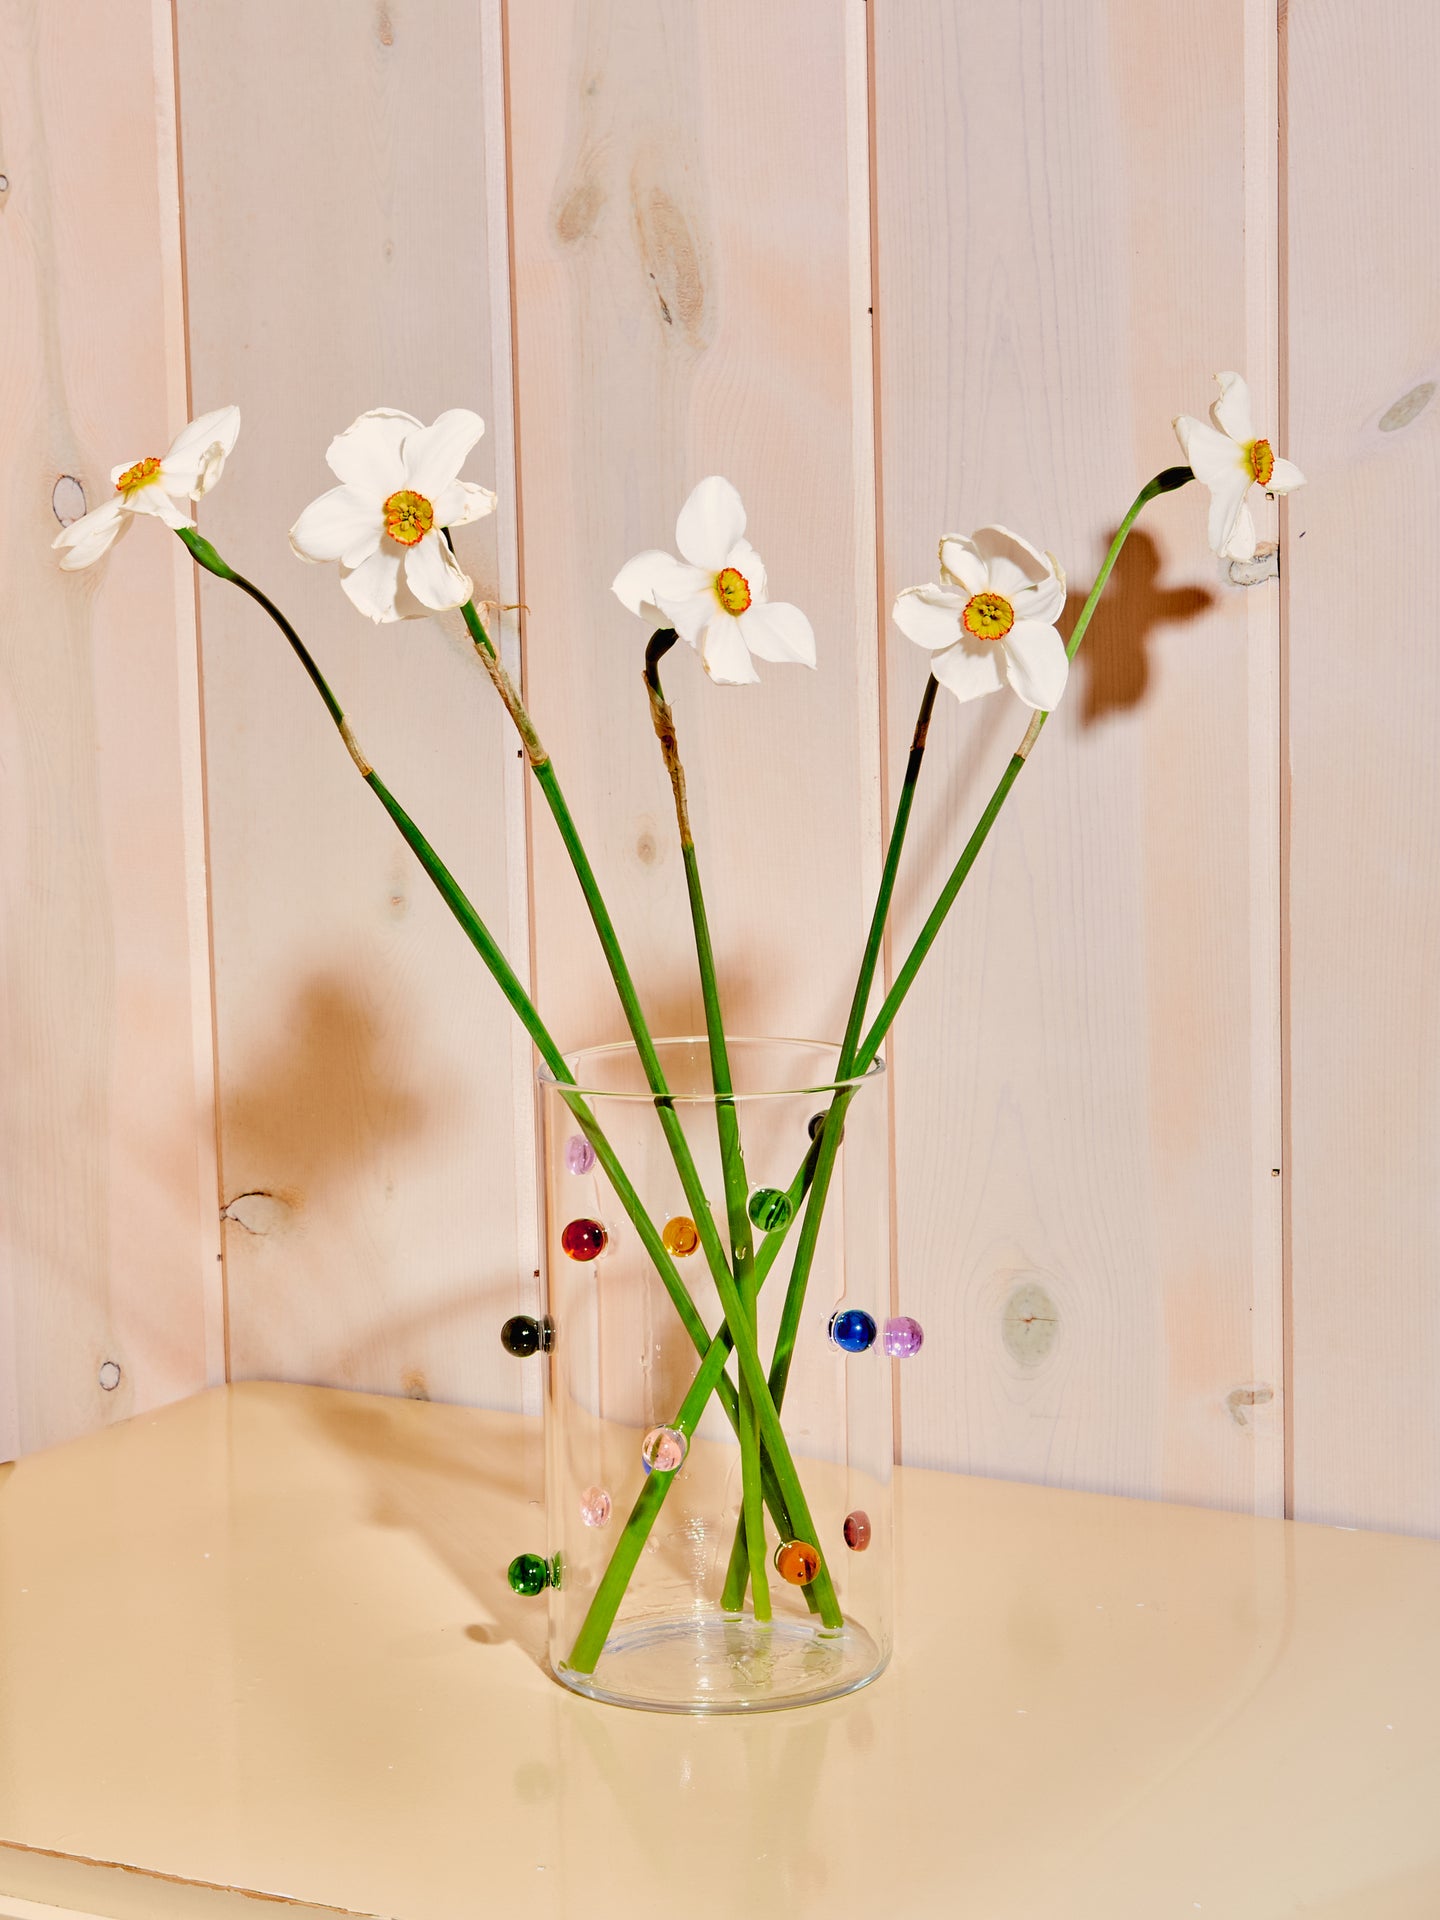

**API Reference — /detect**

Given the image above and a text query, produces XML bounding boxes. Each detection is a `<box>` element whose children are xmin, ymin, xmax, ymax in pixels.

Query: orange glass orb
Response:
<box><xmin>774</xmin><ymin>1539</ymin><xmax>820</xmax><ymax>1586</ymax></box>
<box><xmin>662</xmin><ymin>1214</ymin><xmax>700</xmax><ymax>1258</ymax></box>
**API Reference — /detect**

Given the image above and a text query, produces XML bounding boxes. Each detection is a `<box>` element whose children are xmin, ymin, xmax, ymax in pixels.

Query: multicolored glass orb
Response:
<box><xmin>561</xmin><ymin>1217</ymin><xmax>607</xmax><ymax>1261</ymax></box>
<box><xmin>662</xmin><ymin>1214</ymin><xmax>700</xmax><ymax>1258</ymax></box>
<box><xmin>579</xmin><ymin>1486</ymin><xmax>612</xmax><ymax>1528</ymax></box>
<box><xmin>883</xmin><ymin>1314</ymin><xmax>925</xmax><ymax>1358</ymax></box>
<box><xmin>640</xmin><ymin>1426</ymin><xmax>689</xmax><ymax>1474</ymax></box>
<box><xmin>829</xmin><ymin>1308</ymin><xmax>877</xmax><ymax>1353</ymax></box>
<box><xmin>843</xmin><ymin>1509</ymin><xmax>872</xmax><ymax>1552</ymax></box>
<box><xmin>500</xmin><ymin>1314</ymin><xmax>544</xmax><ymax>1358</ymax></box>
<box><xmin>774</xmin><ymin>1539</ymin><xmax>820</xmax><ymax>1585</ymax></box>
<box><xmin>748</xmin><ymin>1186</ymin><xmax>793</xmax><ymax>1232</ymax></box>
<box><xmin>565</xmin><ymin>1134</ymin><xmax>597</xmax><ymax>1176</ymax></box>
<box><xmin>507</xmin><ymin>1552</ymin><xmax>551</xmax><ymax>1597</ymax></box>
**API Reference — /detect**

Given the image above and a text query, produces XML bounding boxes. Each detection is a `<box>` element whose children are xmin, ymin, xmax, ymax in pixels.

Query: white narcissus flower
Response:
<box><xmin>289</xmin><ymin>408</ymin><xmax>497</xmax><ymax>623</ymax></box>
<box><xmin>610</xmin><ymin>476</ymin><xmax>816</xmax><ymax>686</ymax></box>
<box><xmin>51</xmin><ymin>407</ymin><xmax>241</xmax><ymax>571</ymax></box>
<box><xmin>1173</xmin><ymin>372</ymin><xmax>1304</xmax><ymax>561</ymax></box>
<box><xmin>892</xmin><ymin>526</ymin><xmax>1068</xmax><ymax>711</ymax></box>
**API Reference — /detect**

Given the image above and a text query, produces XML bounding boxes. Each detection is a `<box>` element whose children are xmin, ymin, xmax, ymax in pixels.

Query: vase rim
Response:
<box><xmin>537</xmin><ymin>1034</ymin><xmax>886</xmax><ymax>1103</ymax></box>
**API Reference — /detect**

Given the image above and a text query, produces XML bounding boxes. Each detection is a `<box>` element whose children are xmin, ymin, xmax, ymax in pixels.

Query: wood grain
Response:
<box><xmin>871</xmin><ymin>0</ymin><xmax>1284</xmax><ymax>1508</ymax></box>
<box><xmin>505</xmin><ymin>0</ymin><xmax>883</xmax><ymax>1064</ymax></box>
<box><xmin>0</xmin><ymin>0</ymin><xmax>220</xmax><ymax>1455</ymax></box>
<box><xmin>175</xmin><ymin>0</ymin><xmax>537</xmax><ymax>1412</ymax></box>
<box><xmin>1285</xmin><ymin>0</ymin><xmax>1440</xmax><ymax>1533</ymax></box>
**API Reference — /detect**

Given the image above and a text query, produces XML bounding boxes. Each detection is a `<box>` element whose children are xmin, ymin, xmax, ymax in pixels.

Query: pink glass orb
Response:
<box><xmin>561</xmin><ymin>1217</ymin><xmax>607</xmax><ymax>1261</ymax></box>
<box><xmin>882</xmin><ymin>1314</ymin><xmax>924</xmax><ymax>1358</ymax></box>
<box><xmin>640</xmin><ymin>1426</ymin><xmax>688</xmax><ymax>1474</ymax></box>
<box><xmin>579</xmin><ymin>1485</ymin><xmax>612</xmax><ymax>1528</ymax></box>
<box><xmin>565</xmin><ymin>1134</ymin><xmax>597</xmax><ymax>1176</ymax></box>
<box><xmin>843</xmin><ymin>1509</ymin><xmax>872</xmax><ymax>1552</ymax></box>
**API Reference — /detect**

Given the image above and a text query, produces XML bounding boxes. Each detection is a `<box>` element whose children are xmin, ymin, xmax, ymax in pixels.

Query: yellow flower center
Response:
<box><xmin>115</xmin><ymin>455</ymin><xmax>162</xmax><ymax>497</ymax></box>
<box><xmin>962</xmin><ymin>591</ymin><xmax>1015</xmax><ymax>642</ymax></box>
<box><xmin>1248</xmin><ymin>439</ymin><xmax>1274</xmax><ymax>488</ymax></box>
<box><xmin>715</xmin><ymin>566</ymin><xmax>751</xmax><ymax>615</ymax></box>
<box><xmin>383</xmin><ymin>488</ymin><xmax>435</xmax><ymax>547</ymax></box>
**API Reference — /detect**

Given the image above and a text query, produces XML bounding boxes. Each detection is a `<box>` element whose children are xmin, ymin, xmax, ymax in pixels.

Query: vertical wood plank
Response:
<box><xmin>1285</xmin><ymin>0</ymin><xmax>1440</xmax><ymax>1533</ymax></box>
<box><xmin>506</xmin><ymin>1</ymin><xmax>882</xmax><ymax>1100</ymax></box>
<box><xmin>176</xmin><ymin>0</ymin><xmax>534</xmax><ymax>1410</ymax></box>
<box><xmin>872</xmin><ymin>0</ymin><xmax>1284</xmax><ymax>1508</ymax></box>
<box><xmin>0</xmin><ymin>0</ymin><xmax>220</xmax><ymax>1454</ymax></box>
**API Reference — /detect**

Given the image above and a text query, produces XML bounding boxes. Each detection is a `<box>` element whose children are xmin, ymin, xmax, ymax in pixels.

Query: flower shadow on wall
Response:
<box><xmin>1067</xmin><ymin>526</ymin><xmax>1214</xmax><ymax>726</ymax></box>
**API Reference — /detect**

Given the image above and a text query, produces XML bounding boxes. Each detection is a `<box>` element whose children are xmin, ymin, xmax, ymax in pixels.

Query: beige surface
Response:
<box><xmin>0</xmin><ymin>0</ymin><xmax>221</xmax><ymax>1457</ymax></box>
<box><xmin>1284</xmin><ymin>2</ymin><xmax>1440</xmax><ymax>1535</ymax></box>
<box><xmin>0</xmin><ymin>1382</ymin><xmax>1435</xmax><ymax>1920</ymax></box>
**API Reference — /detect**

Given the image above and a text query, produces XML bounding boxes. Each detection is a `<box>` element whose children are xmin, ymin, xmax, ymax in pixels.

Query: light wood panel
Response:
<box><xmin>175</xmin><ymin>0</ymin><xmax>538</xmax><ymax>1411</ymax></box>
<box><xmin>871</xmin><ymin>0</ymin><xmax>1284</xmax><ymax>1506</ymax></box>
<box><xmin>0</xmin><ymin>0</ymin><xmax>220</xmax><ymax>1457</ymax></box>
<box><xmin>505</xmin><ymin>2</ymin><xmax>883</xmax><ymax>1062</ymax></box>
<box><xmin>1285</xmin><ymin>1</ymin><xmax>1440</xmax><ymax>1533</ymax></box>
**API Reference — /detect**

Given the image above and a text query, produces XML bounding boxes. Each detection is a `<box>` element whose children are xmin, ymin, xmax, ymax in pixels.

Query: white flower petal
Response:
<box><xmin>938</xmin><ymin>537</ymin><xmax>987</xmax><ymax>595</ymax></box>
<box><xmin>972</xmin><ymin>525</ymin><xmax>1054</xmax><ymax>599</ymax></box>
<box><xmin>612</xmin><ymin>549</ymin><xmax>709</xmax><ymax>619</ymax></box>
<box><xmin>325</xmin><ymin>409</ymin><xmax>417</xmax><ymax>495</ymax></box>
<box><xmin>404</xmin><ymin>531</ymin><xmax>473</xmax><ymax>612</ymax></box>
<box><xmin>340</xmin><ymin>547</ymin><xmax>403</xmax><ymax>623</ymax></box>
<box><xmin>1265</xmin><ymin>456</ymin><xmax>1305</xmax><ymax>496</ymax></box>
<box><xmin>1222</xmin><ymin>502</ymin><xmax>1257</xmax><ymax>562</ymax></box>
<box><xmin>402</xmin><ymin>409</ymin><xmax>485</xmax><ymax>499</ymax></box>
<box><xmin>1000</xmin><ymin>621</ymin><xmax>1069</xmax><ymax>710</ymax></box>
<box><xmin>655</xmin><ymin>588</ymin><xmax>720</xmax><ymax>649</ymax></box>
<box><xmin>1012</xmin><ymin>572</ymin><xmax>1066</xmax><ymax>627</ymax></box>
<box><xmin>445</xmin><ymin>480</ymin><xmax>499</xmax><ymax>527</ymax></box>
<box><xmin>930</xmin><ymin>638</ymin><xmax>1005</xmax><ymax>704</ymax></box>
<box><xmin>1211</xmin><ymin>372</ymin><xmax>1253</xmax><ymax>444</ymax></box>
<box><xmin>1208</xmin><ymin>471</ymin><xmax>1254</xmax><ymax>557</ymax></box>
<box><xmin>723</xmin><ymin>537</ymin><xmax>768</xmax><ymax>605</ymax></box>
<box><xmin>675</xmin><ymin>476</ymin><xmax>746</xmax><ymax>572</ymax></box>
<box><xmin>52</xmin><ymin>497</ymin><xmax>127</xmax><ymax>570</ymax></box>
<box><xmin>125</xmin><ymin>484</ymin><xmax>191</xmax><ymax>529</ymax></box>
<box><xmin>699</xmin><ymin>613</ymin><xmax>761</xmax><ymax>685</ymax></box>
<box><xmin>892</xmin><ymin>584</ymin><xmax>965</xmax><ymax>652</ymax></box>
<box><xmin>737</xmin><ymin>599</ymin><xmax>815</xmax><ymax>667</ymax></box>
<box><xmin>1175</xmin><ymin>416</ymin><xmax>1245</xmax><ymax>488</ymax></box>
<box><xmin>289</xmin><ymin>485</ymin><xmax>383</xmax><ymax>564</ymax></box>
<box><xmin>161</xmin><ymin>405</ymin><xmax>242</xmax><ymax>497</ymax></box>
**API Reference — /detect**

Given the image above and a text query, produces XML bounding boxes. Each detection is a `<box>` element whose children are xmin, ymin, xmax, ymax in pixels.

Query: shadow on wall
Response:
<box><xmin>1069</xmin><ymin>527</ymin><xmax>1214</xmax><ymax>725</ymax></box>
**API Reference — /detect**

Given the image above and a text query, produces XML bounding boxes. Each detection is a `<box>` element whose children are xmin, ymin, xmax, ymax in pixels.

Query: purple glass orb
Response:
<box><xmin>565</xmin><ymin>1134</ymin><xmax>597</xmax><ymax>1176</ymax></box>
<box><xmin>640</xmin><ymin>1426</ymin><xmax>688</xmax><ymax>1474</ymax></box>
<box><xmin>882</xmin><ymin>1315</ymin><xmax>925</xmax><ymax>1358</ymax></box>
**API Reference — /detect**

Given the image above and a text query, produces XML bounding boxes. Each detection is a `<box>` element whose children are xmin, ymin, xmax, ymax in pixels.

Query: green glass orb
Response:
<box><xmin>748</xmin><ymin>1186</ymin><xmax>793</xmax><ymax>1232</ymax></box>
<box><xmin>507</xmin><ymin>1552</ymin><xmax>550</xmax><ymax>1597</ymax></box>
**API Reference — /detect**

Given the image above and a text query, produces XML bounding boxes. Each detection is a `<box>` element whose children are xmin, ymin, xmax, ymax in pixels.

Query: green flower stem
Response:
<box><xmin>855</xmin><ymin>467</ymin><xmax>1193</xmax><ymax>1071</ymax></box>
<box><xmin>457</xmin><ymin>595</ymin><xmax>841</xmax><ymax>1631</ymax></box>
<box><xmin>756</xmin><ymin>468</ymin><xmax>1195</xmax><ymax>1467</ymax></box>
<box><xmin>643</xmin><ymin>631</ymin><xmax>769</xmax><ymax>1623</ymax></box>
<box><xmin>566</xmin><ymin>1140</ymin><xmax>824</xmax><ymax>1673</ymax></box>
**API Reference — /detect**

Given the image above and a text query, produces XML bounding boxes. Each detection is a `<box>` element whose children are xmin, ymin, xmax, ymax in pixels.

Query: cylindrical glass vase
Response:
<box><xmin>532</xmin><ymin>1037</ymin><xmax>893</xmax><ymax>1714</ymax></box>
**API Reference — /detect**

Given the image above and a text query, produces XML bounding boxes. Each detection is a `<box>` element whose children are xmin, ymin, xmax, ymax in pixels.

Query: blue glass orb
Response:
<box><xmin>828</xmin><ymin>1308</ymin><xmax>877</xmax><ymax>1354</ymax></box>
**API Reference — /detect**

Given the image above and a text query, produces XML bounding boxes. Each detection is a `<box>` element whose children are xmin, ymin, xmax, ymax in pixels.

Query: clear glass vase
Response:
<box><xmin>521</xmin><ymin>1037</ymin><xmax>896</xmax><ymax>1714</ymax></box>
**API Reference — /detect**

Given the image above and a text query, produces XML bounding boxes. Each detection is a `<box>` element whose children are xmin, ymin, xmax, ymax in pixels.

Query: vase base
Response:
<box><xmin>552</xmin><ymin>1613</ymin><xmax>888</xmax><ymax>1715</ymax></box>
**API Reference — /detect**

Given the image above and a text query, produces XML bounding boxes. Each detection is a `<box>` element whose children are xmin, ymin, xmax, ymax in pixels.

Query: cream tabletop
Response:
<box><xmin>0</xmin><ymin>1382</ymin><xmax>1436</xmax><ymax>1920</ymax></box>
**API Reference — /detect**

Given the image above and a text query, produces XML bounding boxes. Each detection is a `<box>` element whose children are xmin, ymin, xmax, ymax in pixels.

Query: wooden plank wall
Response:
<box><xmin>4</xmin><ymin>0</ymin><xmax>1436</xmax><ymax>1539</ymax></box>
<box><xmin>0</xmin><ymin>0</ymin><xmax>220</xmax><ymax>1456</ymax></box>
